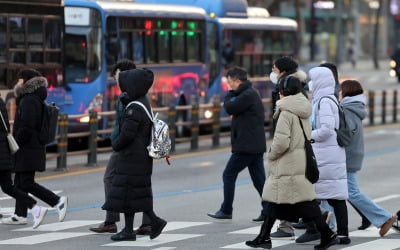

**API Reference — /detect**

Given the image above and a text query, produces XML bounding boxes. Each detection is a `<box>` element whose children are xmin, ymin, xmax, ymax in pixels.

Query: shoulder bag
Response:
<box><xmin>0</xmin><ymin>111</ymin><xmax>19</xmax><ymax>154</ymax></box>
<box><xmin>298</xmin><ymin>117</ymin><xmax>319</xmax><ymax>184</ymax></box>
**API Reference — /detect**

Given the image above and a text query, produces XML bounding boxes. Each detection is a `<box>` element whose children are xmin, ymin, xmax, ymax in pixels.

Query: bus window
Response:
<box><xmin>0</xmin><ymin>16</ymin><xmax>6</xmax><ymax>63</ymax></box>
<box><xmin>144</xmin><ymin>30</ymin><xmax>157</xmax><ymax>63</ymax></box>
<box><xmin>171</xmin><ymin>31</ymin><xmax>185</xmax><ymax>62</ymax></box>
<box><xmin>133</xmin><ymin>32</ymin><xmax>144</xmax><ymax>64</ymax></box>
<box><xmin>158</xmin><ymin>29</ymin><xmax>170</xmax><ymax>62</ymax></box>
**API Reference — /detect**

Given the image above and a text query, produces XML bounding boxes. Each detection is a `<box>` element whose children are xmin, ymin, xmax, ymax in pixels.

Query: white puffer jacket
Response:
<box><xmin>308</xmin><ymin>67</ymin><xmax>348</xmax><ymax>200</ymax></box>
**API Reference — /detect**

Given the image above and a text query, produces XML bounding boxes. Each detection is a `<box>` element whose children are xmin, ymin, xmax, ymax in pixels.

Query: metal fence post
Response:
<box><xmin>56</xmin><ymin>113</ymin><xmax>68</xmax><ymax>171</ymax></box>
<box><xmin>382</xmin><ymin>90</ymin><xmax>386</xmax><ymax>124</ymax></box>
<box><xmin>393</xmin><ymin>90</ymin><xmax>397</xmax><ymax>123</ymax></box>
<box><xmin>212</xmin><ymin>101</ymin><xmax>221</xmax><ymax>147</ymax></box>
<box><xmin>168</xmin><ymin>106</ymin><xmax>176</xmax><ymax>153</ymax></box>
<box><xmin>368</xmin><ymin>91</ymin><xmax>375</xmax><ymax>126</ymax></box>
<box><xmin>190</xmin><ymin>104</ymin><xmax>199</xmax><ymax>151</ymax></box>
<box><xmin>87</xmin><ymin>110</ymin><xmax>97</xmax><ymax>166</ymax></box>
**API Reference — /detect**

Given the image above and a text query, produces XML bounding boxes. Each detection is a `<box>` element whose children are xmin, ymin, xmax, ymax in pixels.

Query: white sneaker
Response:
<box><xmin>32</xmin><ymin>206</ymin><xmax>48</xmax><ymax>229</ymax></box>
<box><xmin>56</xmin><ymin>196</ymin><xmax>68</xmax><ymax>222</ymax></box>
<box><xmin>1</xmin><ymin>214</ymin><xmax>28</xmax><ymax>225</ymax></box>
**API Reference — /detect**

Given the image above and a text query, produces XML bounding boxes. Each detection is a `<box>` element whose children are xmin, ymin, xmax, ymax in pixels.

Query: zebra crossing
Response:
<box><xmin>0</xmin><ymin>219</ymin><xmax>398</xmax><ymax>249</ymax></box>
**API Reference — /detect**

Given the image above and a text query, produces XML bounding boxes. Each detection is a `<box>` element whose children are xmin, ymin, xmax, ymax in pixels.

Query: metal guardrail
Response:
<box><xmin>39</xmin><ymin>89</ymin><xmax>399</xmax><ymax>171</ymax></box>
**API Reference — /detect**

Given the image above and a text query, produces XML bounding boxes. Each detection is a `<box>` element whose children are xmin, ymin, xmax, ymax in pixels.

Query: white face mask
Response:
<box><xmin>308</xmin><ymin>80</ymin><xmax>313</xmax><ymax>92</ymax></box>
<box><xmin>269</xmin><ymin>72</ymin><xmax>278</xmax><ymax>84</ymax></box>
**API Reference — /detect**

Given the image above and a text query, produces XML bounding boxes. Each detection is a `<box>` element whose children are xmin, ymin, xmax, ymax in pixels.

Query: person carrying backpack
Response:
<box><xmin>102</xmin><ymin>68</ymin><xmax>167</xmax><ymax>241</ymax></box>
<box><xmin>1</xmin><ymin>69</ymin><xmax>67</xmax><ymax>225</ymax></box>
<box><xmin>308</xmin><ymin>66</ymin><xmax>350</xmax><ymax>245</ymax></box>
<box><xmin>340</xmin><ymin>80</ymin><xmax>397</xmax><ymax>237</ymax></box>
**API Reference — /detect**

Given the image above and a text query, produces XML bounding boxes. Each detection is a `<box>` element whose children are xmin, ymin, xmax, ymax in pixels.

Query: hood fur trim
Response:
<box><xmin>14</xmin><ymin>76</ymin><xmax>48</xmax><ymax>98</ymax></box>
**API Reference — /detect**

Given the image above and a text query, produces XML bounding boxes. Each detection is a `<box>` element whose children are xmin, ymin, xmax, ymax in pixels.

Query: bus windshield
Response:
<box><xmin>64</xmin><ymin>7</ymin><xmax>102</xmax><ymax>83</ymax></box>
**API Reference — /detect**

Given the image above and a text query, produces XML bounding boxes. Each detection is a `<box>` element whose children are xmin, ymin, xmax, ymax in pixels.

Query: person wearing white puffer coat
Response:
<box><xmin>308</xmin><ymin>66</ymin><xmax>350</xmax><ymax>244</ymax></box>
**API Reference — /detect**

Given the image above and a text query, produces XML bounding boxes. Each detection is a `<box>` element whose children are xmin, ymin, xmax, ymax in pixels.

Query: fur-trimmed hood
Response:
<box><xmin>14</xmin><ymin>76</ymin><xmax>48</xmax><ymax>99</ymax></box>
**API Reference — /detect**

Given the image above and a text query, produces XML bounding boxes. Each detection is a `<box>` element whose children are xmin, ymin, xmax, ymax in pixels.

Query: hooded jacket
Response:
<box><xmin>308</xmin><ymin>67</ymin><xmax>348</xmax><ymax>200</ymax></box>
<box><xmin>12</xmin><ymin>76</ymin><xmax>48</xmax><ymax>172</ymax></box>
<box><xmin>262</xmin><ymin>93</ymin><xmax>316</xmax><ymax>204</ymax></box>
<box><xmin>341</xmin><ymin>94</ymin><xmax>367</xmax><ymax>172</ymax></box>
<box><xmin>223</xmin><ymin>80</ymin><xmax>266</xmax><ymax>154</ymax></box>
<box><xmin>103</xmin><ymin>68</ymin><xmax>155</xmax><ymax>213</ymax></box>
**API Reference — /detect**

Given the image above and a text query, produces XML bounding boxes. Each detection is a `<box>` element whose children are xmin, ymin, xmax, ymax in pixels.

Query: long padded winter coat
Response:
<box><xmin>262</xmin><ymin>93</ymin><xmax>316</xmax><ymax>204</ymax></box>
<box><xmin>309</xmin><ymin>67</ymin><xmax>348</xmax><ymax>200</ymax></box>
<box><xmin>102</xmin><ymin>68</ymin><xmax>155</xmax><ymax>213</ymax></box>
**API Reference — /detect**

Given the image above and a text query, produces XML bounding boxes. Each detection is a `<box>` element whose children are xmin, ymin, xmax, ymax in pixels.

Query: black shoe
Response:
<box><xmin>314</xmin><ymin>233</ymin><xmax>338</xmax><ymax>250</ymax></box>
<box><xmin>292</xmin><ymin>219</ymin><xmax>306</xmax><ymax>229</ymax></box>
<box><xmin>110</xmin><ymin>229</ymin><xmax>136</xmax><ymax>241</ymax></box>
<box><xmin>337</xmin><ymin>236</ymin><xmax>351</xmax><ymax>244</ymax></box>
<box><xmin>245</xmin><ymin>237</ymin><xmax>272</xmax><ymax>249</ymax></box>
<box><xmin>270</xmin><ymin>228</ymin><xmax>295</xmax><ymax>240</ymax></box>
<box><xmin>150</xmin><ymin>218</ymin><xmax>167</xmax><ymax>240</ymax></box>
<box><xmin>252</xmin><ymin>214</ymin><xmax>265</xmax><ymax>223</ymax></box>
<box><xmin>392</xmin><ymin>217</ymin><xmax>400</xmax><ymax>232</ymax></box>
<box><xmin>90</xmin><ymin>222</ymin><xmax>117</xmax><ymax>233</ymax></box>
<box><xmin>358</xmin><ymin>220</ymin><xmax>372</xmax><ymax>230</ymax></box>
<box><xmin>207</xmin><ymin>210</ymin><xmax>232</xmax><ymax>221</ymax></box>
<box><xmin>296</xmin><ymin>231</ymin><xmax>321</xmax><ymax>243</ymax></box>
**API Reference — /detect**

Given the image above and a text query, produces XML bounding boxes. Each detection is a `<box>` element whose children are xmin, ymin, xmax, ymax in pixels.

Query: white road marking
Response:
<box><xmin>13</xmin><ymin>220</ymin><xmax>103</xmax><ymax>231</ymax></box>
<box><xmin>349</xmin><ymin>227</ymin><xmax>397</xmax><ymax>237</ymax></box>
<box><xmin>221</xmin><ymin>240</ymin><xmax>293</xmax><ymax>249</ymax></box>
<box><xmin>102</xmin><ymin>234</ymin><xmax>203</xmax><ymax>247</ymax></box>
<box><xmin>162</xmin><ymin>221</ymin><xmax>211</xmax><ymax>232</ymax></box>
<box><xmin>340</xmin><ymin>239</ymin><xmax>400</xmax><ymax>250</ymax></box>
<box><xmin>0</xmin><ymin>232</ymin><xmax>95</xmax><ymax>245</ymax></box>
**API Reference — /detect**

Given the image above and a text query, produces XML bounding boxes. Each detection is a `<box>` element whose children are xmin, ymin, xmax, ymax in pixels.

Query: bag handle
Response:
<box><xmin>0</xmin><ymin>111</ymin><xmax>10</xmax><ymax>133</ymax></box>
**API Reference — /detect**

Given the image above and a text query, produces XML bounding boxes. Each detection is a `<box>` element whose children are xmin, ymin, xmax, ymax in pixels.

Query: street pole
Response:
<box><xmin>310</xmin><ymin>0</ymin><xmax>316</xmax><ymax>61</ymax></box>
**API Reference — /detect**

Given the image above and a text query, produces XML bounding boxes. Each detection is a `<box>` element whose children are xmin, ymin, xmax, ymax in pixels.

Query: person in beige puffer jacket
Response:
<box><xmin>246</xmin><ymin>76</ymin><xmax>338</xmax><ymax>250</ymax></box>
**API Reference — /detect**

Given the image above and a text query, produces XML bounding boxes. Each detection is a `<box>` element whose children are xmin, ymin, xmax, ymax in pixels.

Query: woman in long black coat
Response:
<box><xmin>102</xmin><ymin>68</ymin><xmax>167</xmax><ymax>241</ymax></box>
<box><xmin>0</xmin><ymin>95</ymin><xmax>47</xmax><ymax>229</ymax></box>
<box><xmin>8</xmin><ymin>69</ymin><xmax>67</xmax><ymax>223</ymax></box>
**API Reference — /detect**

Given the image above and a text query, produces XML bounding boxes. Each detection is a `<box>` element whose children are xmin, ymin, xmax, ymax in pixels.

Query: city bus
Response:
<box><xmin>0</xmin><ymin>0</ymin><xmax>64</xmax><ymax>121</ymax></box>
<box><xmin>53</xmin><ymin>0</ymin><xmax>208</xmax><ymax>136</ymax></box>
<box><xmin>137</xmin><ymin>0</ymin><xmax>298</xmax><ymax>122</ymax></box>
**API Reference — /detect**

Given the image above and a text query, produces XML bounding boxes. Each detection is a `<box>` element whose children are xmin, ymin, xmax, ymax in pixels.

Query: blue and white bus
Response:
<box><xmin>47</xmin><ymin>0</ymin><xmax>208</xmax><ymax>135</ymax></box>
<box><xmin>136</xmin><ymin>0</ymin><xmax>298</xmax><ymax>120</ymax></box>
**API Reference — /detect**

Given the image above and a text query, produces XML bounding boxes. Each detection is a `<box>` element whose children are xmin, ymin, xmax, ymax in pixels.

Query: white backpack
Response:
<box><xmin>126</xmin><ymin>101</ymin><xmax>171</xmax><ymax>164</ymax></box>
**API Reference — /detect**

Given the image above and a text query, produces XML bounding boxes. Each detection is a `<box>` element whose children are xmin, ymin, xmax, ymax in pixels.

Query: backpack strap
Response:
<box><xmin>126</xmin><ymin>101</ymin><xmax>154</xmax><ymax>121</ymax></box>
<box><xmin>317</xmin><ymin>95</ymin><xmax>339</xmax><ymax>110</ymax></box>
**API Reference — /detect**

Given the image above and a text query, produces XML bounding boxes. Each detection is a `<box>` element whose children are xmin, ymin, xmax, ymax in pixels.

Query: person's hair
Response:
<box><xmin>274</xmin><ymin>56</ymin><xmax>298</xmax><ymax>73</ymax></box>
<box><xmin>112</xmin><ymin>59</ymin><xmax>136</xmax><ymax>76</ymax></box>
<box><xmin>279</xmin><ymin>76</ymin><xmax>303</xmax><ymax>96</ymax></box>
<box><xmin>226</xmin><ymin>66</ymin><xmax>247</xmax><ymax>81</ymax></box>
<box><xmin>341</xmin><ymin>80</ymin><xmax>363</xmax><ymax>98</ymax></box>
<box><xmin>319</xmin><ymin>62</ymin><xmax>339</xmax><ymax>83</ymax></box>
<box><xmin>17</xmin><ymin>68</ymin><xmax>42</xmax><ymax>83</ymax></box>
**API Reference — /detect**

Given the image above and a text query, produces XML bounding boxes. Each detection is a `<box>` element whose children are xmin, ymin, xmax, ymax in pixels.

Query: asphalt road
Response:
<box><xmin>0</xmin><ymin>124</ymin><xmax>399</xmax><ymax>250</ymax></box>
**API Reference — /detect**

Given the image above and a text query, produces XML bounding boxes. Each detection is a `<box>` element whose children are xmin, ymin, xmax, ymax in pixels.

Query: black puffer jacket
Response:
<box><xmin>13</xmin><ymin>77</ymin><xmax>48</xmax><ymax>172</ymax></box>
<box><xmin>224</xmin><ymin>80</ymin><xmax>266</xmax><ymax>154</ymax></box>
<box><xmin>0</xmin><ymin>98</ymin><xmax>13</xmax><ymax>170</ymax></box>
<box><xmin>102</xmin><ymin>68</ymin><xmax>154</xmax><ymax>213</ymax></box>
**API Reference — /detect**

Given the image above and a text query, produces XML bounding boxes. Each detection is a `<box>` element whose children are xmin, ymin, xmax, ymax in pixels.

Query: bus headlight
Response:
<box><xmin>390</xmin><ymin>69</ymin><xmax>397</xmax><ymax>77</ymax></box>
<box><xmin>204</xmin><ymin>109</ymin><xmax>213</xmax><ymax>119</ymax></box>
<box><xmin>390</xmin><ymin>59</ymin><xmax>397</xmax><ymax>68</ymax></box>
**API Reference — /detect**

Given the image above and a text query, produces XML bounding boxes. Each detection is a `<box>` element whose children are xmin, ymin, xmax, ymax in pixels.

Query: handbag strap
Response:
<box><xmin>298</xmin><ymin>117</ymin><xmax>308</xmax><ymax>141</ymax></box>
<box><xmin>0</xmin><ymin>111</ymin><xmax>9</xmax><ymax>133</ymax></box>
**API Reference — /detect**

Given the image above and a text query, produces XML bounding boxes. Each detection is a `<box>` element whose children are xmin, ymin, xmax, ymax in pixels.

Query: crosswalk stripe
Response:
<box><xmin>221</xmin><ymin>240</ymin><xmax>293</xmax><ymax>249</ymax></box>
<box><xmin>162</xmin><ymin>221</ymin><xmax>211</xmax><ymax>232</ymax></box>
<box><xmin>340</xmin><ymin>239</ymin><xmax>400</xmax><ymax>250</ymax></box>
<box><xmin>13</xmin><ymin>220</ymin><xmax>103</xmax><ymax>231</ymax></box>
<box><xmin>151</xmin><ymin>247</ymin><xmax>176</xmax><ymax>250</ymax></box>
<box><xmin>0</xmin><ymin>232</ymin><xmax>95</xmax><ymax>245</ymax></box>
<box><xmin>349</xmin><ymin>227</ymin><xmax>397</xmax><ymax>237</ymax></box>
<box><xmin>103</xmin><ymin>234</ymin><xmax>204</xmax><ymax>247</ymax></box>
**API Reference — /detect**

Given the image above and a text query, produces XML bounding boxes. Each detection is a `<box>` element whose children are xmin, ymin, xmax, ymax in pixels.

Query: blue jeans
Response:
<box><xmin>347</xmin><ymin>172</ymin><xmax>391</xmax><ymax>227</ymax></box>
<box><xmin>220</xmin><ymin>153</ymin><xmax>267</xmax><ymax>215</ymax></box>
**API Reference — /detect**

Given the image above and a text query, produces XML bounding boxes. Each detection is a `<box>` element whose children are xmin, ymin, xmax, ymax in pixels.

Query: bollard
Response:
<box><xmin>393</xmin><ymin>90</ymin><xmax>397</xmax><ymax>123</ymax></box>
<box><xmin>56</xmin><ymin>113</ymin><xmax>68</xmax><ymax>171</ymax></box>
<box><xmin>87</xmin><ymin>110</ymin><xmax>98</xmax><ymax>166</ymax></box>
<box><xmin>168</xmin><ymin>106</ymin><xmax>176</xmax><ymax>153</ymax></box>
<box><xmin>382</xmin><ymin>90</ymin><xmax>386</xmax><ymax>124</ymax></box>
<box><xmin>212</xmin><ymin>101</ymin><xmax>221</xmax><ymax>147</ymax></box>
<box><xmin>368</xmin><ymin>91</ymin><xmax>375</xmax><ymax>126</ymax></box>
<box><xmin>190</xmin><ymin>104</ymin><xmax>199</xmax><ymax>151</ymax></box>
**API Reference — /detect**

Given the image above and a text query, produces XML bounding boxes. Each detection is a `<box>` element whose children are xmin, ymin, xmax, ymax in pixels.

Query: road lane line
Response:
<box><xmin>0</xmin><ymin>232</ymin><xmax>95</xmax><ymax>245</ymax></box>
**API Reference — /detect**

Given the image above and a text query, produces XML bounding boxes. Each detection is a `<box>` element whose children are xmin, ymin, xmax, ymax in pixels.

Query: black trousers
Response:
<box><xmin>325</xmin><ymin>199</ymin><xmax>349</xmax><ymax>236</ymax></box>
<box><xmin>0</xmin><ymin>170</ymin><xmax>36</xmax><ymax>210</ymax></box>
<box><xmin>14</xmin><ymin>171</ymin><xmax>60</xmax><ymax>217</ymax></box>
